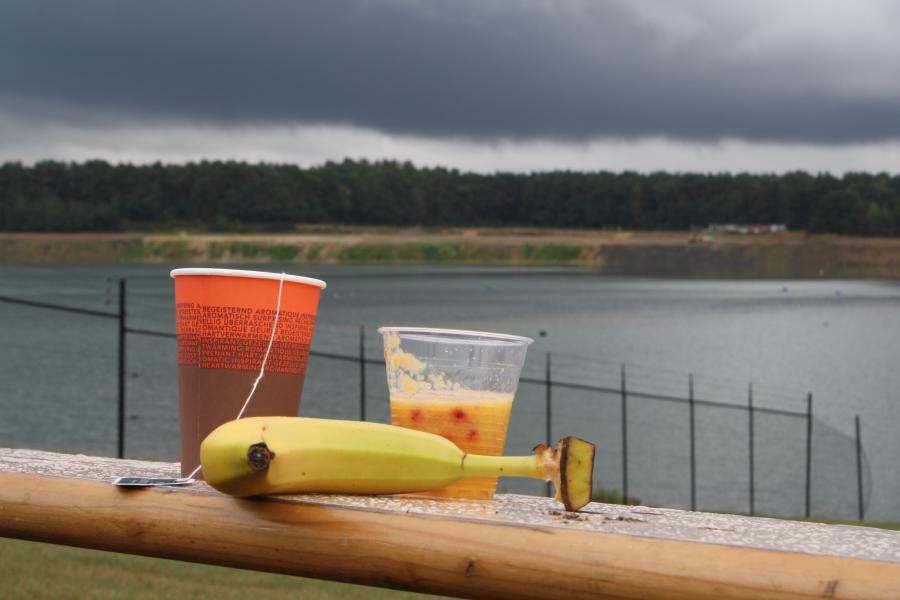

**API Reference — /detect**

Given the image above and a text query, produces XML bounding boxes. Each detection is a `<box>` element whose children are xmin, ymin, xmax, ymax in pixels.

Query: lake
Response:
<box><xmin>1</xmin><ymin>264</ymin><xmax>898</xmax><ymax>521</ymax></box>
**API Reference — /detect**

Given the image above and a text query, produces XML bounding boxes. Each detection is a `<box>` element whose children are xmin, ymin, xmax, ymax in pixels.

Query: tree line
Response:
<box><xmin>1</xmin><ymin>159</ymin><xmax>898</xmax><ymax>235</ymax></box>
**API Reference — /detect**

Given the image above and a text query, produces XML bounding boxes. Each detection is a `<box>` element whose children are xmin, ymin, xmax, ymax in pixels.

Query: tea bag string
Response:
<box><xmin>236</xmin><ymin>272</ymin><xmax>287</xmax><ymax>420</ymax></box>
<box><xmin>185</xmin><ymin>272</ymin><xmax>286</xmax><ymax>480</ymax></box>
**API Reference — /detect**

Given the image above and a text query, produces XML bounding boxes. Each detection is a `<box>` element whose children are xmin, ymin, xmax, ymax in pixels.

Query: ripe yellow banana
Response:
<box><xmin>200</xmin><ymin>416</ymin><xmax>595</xmax><ymax>512</ymax></box>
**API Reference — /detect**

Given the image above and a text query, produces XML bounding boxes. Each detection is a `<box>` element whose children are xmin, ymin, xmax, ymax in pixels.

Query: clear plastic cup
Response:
<box><xmin>378</xmin><ymin>327</ymin><xmax>533</xmax><ymax>500</ymax></box>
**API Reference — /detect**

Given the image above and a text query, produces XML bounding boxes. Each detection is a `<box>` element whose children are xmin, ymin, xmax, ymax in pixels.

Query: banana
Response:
<box><xmin>200</xmin><ymin>416</ymin><xmax>596</xmax><ymax>512</ymax></box>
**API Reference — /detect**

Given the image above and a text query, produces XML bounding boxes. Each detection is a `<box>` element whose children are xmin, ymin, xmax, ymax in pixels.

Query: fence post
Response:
<box><xmin>117</xmin><ymin>278</ymin><xmax>126</xmax><ymax>459</ymax></box>
<box><xmin>805</xmin><ymin>392</ymin><xmax>813</xmax><ymax>519</ymax></box>
<box><xmin>621</xmin><ymin>364</ymin><xmax>628</xmax><ymax>504</ymax></box>
<box><xmin>856</xmin><ymin>415</ymin><xmax>864</xmax><ymax>522</ymax></box>
<box><xmin>748</xmin><ymin>383</ymin><xmax>755</xmax><ymax>516</ymax></box>
<box><xmin>689</xmin><ymin>374</ymin><xmax>696</xmax><ymax>511</ymax></box>
<box><xmin>359</xmin><ymin>325</ymin><xmax>366</xmax><ymax>422</ymax></box>
<box><xmin>545</xmin><ymin>352</ymin><xmax>552</xmax><ymax>497</ymax></box>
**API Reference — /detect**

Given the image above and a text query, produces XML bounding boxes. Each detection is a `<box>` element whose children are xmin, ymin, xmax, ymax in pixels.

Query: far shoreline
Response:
<box><xmin>2</xmin><ymin>227</ymin><xmax>900</xmax><ymax>279</ymax></box>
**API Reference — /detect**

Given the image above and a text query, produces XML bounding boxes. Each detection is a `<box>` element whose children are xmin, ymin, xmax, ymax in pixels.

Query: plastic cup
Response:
<box><xmin>171</xmin><ymin>268</ymin><xmax>325</xmax><ymax>477</ymax></box>
<box><xmin>378</xmin><ymin>327</ymin><xmax>533</xmax><ymax>500</ymax></box>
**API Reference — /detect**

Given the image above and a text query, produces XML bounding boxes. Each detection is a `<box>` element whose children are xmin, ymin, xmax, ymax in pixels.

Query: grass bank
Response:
<box><xmin>3</xmin><ymin>228</ymin><xmax>900</xmax><ymax>277</ymax></box>
<box><xmin>0</xmin><ymin>537</ymin><xmax>446</xmax><ymax>600</ymax></box>
<box><xmin>0</xmin><ymin>230</ymin><xmax>592</xmax><ymax>267</ymax></box>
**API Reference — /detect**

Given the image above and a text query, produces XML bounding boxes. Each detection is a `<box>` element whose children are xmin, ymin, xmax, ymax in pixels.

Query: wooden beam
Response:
<box><xmin>1</xmin><ymin>449</ymin><xmax>898</xmax><ymax>600</ymax></box>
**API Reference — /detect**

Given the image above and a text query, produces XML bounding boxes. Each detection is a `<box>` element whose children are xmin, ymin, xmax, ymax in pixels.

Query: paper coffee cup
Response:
<box><xmin>171</xmin><ymin>268</ymin><xmax>325</xmax><ymax>477</ymax></box>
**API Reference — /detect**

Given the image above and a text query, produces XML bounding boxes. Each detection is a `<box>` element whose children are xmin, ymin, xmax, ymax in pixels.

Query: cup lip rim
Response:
<box><xmin>377</xmin><ymin>326</ymin><xmax>533</xmax><ymax>345</ymax></box>
<box><xmin>170</xmin><ymin>268</ymin><xmax>326</xmax><ymax>289</ymax></box>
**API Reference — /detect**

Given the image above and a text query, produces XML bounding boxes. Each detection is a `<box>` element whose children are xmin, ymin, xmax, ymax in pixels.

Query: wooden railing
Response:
<box><xmin>1</xmin><ymin>448</ymin><xmax>898</xmax><ymax>599</ymax></box>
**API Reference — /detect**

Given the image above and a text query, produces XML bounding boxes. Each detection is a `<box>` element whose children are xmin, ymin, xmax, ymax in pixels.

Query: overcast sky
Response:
<box><xmin>2</xmin><ymin>0</ymin><xmax>899</xmax><ymax>173</ymax></box>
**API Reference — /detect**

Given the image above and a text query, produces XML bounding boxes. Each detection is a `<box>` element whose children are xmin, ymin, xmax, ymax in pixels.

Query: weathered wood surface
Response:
<box><xmin>1</xmin><ymin>448</ymin><xmax>898</xmax><ymax>599</ymax></box>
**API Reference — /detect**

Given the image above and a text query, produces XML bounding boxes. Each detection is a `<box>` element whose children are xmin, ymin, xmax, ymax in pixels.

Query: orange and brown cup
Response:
<box><xmin>171</xmin><ymin>268</ymin><xmax>325</xmax><ymax>477</ymax></box>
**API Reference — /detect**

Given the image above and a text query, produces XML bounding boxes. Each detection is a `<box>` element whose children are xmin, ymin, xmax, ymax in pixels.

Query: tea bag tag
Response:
<box><xmin>112</xmin><ymin>476</ymin><xmax>196</xmax><ymax>487</ymax></box>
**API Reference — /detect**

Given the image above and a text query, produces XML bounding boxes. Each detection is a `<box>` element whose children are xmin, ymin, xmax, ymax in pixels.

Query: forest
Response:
<box><xmin>1</xmin><ymin>160</ymin><xmax>898</xmax><ymax>235</ymax></box>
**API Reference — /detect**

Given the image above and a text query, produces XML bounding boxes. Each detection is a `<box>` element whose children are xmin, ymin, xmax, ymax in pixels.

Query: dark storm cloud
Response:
<box><xmin>1</xmin><ymin>0</ymin><xmax>899</xmax><ymax>143</ymax></box>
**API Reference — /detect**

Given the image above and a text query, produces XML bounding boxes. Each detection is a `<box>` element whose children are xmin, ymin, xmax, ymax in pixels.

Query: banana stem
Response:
<box><xmin>459</xmin><ymin>445</ymin><xmax>572</xmax><ymax>508</ymax></box>
<box><xmin>461</xmin><ymin>454</ymin><xmax>544</xmax><ymax>480</ymax></box>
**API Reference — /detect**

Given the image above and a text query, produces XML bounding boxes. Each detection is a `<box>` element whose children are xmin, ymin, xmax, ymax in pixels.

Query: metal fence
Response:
<box><xmin>0</xmin><ymin>278</ymin><xmax>871</xmax><ymax>521</ymax></box>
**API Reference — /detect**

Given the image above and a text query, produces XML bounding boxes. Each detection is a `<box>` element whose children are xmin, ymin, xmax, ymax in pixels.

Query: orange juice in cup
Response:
<box><xmin>390</xmin><ymin>390</ymin><xmax>514</xmax><ymax>498</ymax></box>
<box><xmin>379</xmin><ymin>327</ymin><xmax>532</xmax><ymax>500</ymax></box>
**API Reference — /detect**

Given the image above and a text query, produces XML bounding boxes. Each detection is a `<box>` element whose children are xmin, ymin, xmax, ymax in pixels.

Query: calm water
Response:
<box><xmin>1</xmin><ymin>264</ymin><xmax>898</xmax><ymax>520</ymax></box>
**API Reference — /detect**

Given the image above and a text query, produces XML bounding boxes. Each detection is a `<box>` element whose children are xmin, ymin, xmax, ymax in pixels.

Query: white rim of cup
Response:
<box><xmin>377</xmin><ymin>326</ymin><xmax>533</xmax><ymax>345</ymax></box>
<box><xmin>170</xmin><ymin>268</ymin><xmax>326</xmax><ymax>289</ymax></box>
